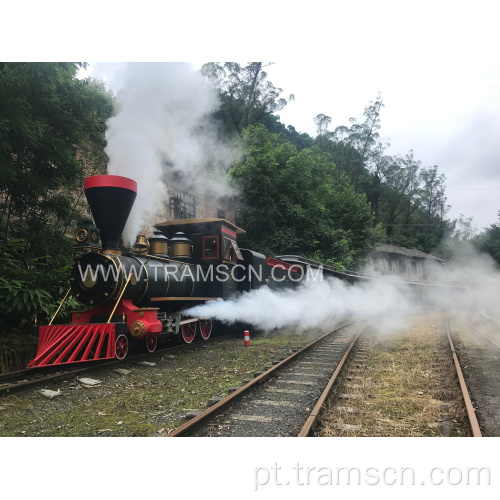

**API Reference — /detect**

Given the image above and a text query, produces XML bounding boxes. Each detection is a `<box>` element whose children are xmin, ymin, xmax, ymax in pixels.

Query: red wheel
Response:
<box><xmin>115</xmin><ymin>334</ymin><xmax>129</xmax><ymax>360</ymax></box>
<box><xmin>181</xmin><ymin>320</ymin><xmax>196</xmax><ymax>343</ymax></box>
<box><xmin>145</xmin><ymin>336</ymin><xmax>157</xmax><ymax>353</ymax></box>
<box><xmin>200</xmin><ymin>319</ymin><xmax>212</xmax><ymax>340</ymax></box>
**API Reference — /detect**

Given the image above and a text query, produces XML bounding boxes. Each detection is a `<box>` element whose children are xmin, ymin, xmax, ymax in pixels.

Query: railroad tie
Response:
<box><xmin>230</xmin><ymin>414</ymin><xmax>279</xmax><ymax>423</ymax></box>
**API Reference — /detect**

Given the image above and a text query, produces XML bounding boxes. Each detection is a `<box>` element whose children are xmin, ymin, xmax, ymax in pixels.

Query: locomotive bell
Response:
<box><xmin>148</xmin><ymin>230</ymin><xmax>169</xmax><ymax>256</ymax></box>
<box><xmin>133</xmin><ymin>234</ymin><xmax>149</xmax><ymax>254</ymax></box>
<box><xmin>169</xmin><ymin>232</ymin><xmax>193</xmax><ymax>261</ymax></box>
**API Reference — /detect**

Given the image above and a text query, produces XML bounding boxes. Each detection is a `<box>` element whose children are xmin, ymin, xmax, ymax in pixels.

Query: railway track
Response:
<box><xmin>445</xmin><ymin>317</ymin><xmax>482</xmax><ymax>437</ymax></box>
<box><xmin>467</xmin><ymin>322</ymin><xmax>500</xmax><ymax>349</ymax></box>
<box><xmin>0</xmin><ymin>334</ymin><xmax>232</xmax><ymax>397</ymax></box>
<box><xmin>296</xmin><ymin>314</ymin><xmax>481</xmax><ymax>437</ymax></box>
<box><xmin>167</xmin><ymin>322</ymin><xmax>365</xmax><ymax>437</ymax></box>
<box><xmin>447</xmin><ymin>313</ymin><xmax>500</xmax><ymax>436</ymax></box>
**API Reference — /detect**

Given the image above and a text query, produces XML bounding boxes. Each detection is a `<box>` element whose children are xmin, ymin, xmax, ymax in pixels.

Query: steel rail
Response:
<box><xmin>298</xmin><ymin>330</ymin><xmax>362</xmax><ymax>437</ymax></box>
<box><xmin>446</xmin><ymin>318</ymin><xmax>482</xmax><ymax>437</ymax></box>
<box><xmin>468</xmin><ymin>323</ymin><xmax>500</xmax><ymax>349</ymax></box>
<box><xmin>167</xmin><ymin>323</ymin><xmax>353</xmax><ymax>437</ymax></box>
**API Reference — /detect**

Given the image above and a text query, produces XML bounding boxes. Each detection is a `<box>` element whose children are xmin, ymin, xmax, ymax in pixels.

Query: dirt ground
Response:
<box><xmin>450</xmin><ymin>312</ymin><xmax>500</xmax><ymax>436</ymax></box>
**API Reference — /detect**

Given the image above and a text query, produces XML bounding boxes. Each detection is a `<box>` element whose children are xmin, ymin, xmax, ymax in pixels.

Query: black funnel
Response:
<box><xmin>84</xmin><ymin>175</ymin><xmax>137</xmax><ymax>251</ymax></box>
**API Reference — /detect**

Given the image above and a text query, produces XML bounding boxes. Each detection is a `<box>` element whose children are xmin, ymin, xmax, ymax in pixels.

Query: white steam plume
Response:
<box><xmin>104</xmin><ymin>63</ymin><xmax>235</xmax><ymax>246</ymax></box>
<box><xmin>186</xmin><ymin>242</ymin><xmax>500</xmax><ymax>333</ymax></box>
<box><xmin>187</xmin><ymin>277</ymin><xmax>418</xmax><ymax>331</ymax></box>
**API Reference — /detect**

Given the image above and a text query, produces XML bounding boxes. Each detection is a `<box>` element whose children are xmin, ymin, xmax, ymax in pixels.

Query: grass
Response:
<box><xmin>0</xmin><ymin>328</ymin><xmax>325</xmax><ymax>437</ymax></box>
<box><xmin>318</xmin><ymin>315</ymin><xmax>469</xmax><ymax>437</ymax></box>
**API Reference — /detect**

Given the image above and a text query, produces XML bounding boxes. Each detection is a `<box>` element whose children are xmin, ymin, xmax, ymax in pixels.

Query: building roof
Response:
<box><xmin>156</xmin><ymin>218</ymin><xmax>246</xmax><ymax>234</ymax></box>
<box><xmin>373</xmin><ymin>244</ymin><xmax>445</xmax><ymax>262</ymax></box>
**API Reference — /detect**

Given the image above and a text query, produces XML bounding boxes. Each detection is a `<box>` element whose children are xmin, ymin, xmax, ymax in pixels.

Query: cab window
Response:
<box><xmin>223</xmin><ymin>237</ymin><xmax>236</xmax><ymax>263</ymax></box>
<box><xmin>202</xmin><ymin>236</ymin><xmax>219</xmax><ymax>260</ymax></box>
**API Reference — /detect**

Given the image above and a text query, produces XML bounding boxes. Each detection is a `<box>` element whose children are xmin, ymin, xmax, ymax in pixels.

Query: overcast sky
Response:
<box><xmin>8</xmin><ymin>0</ymin><xmax>499</xmax><ymax>232</ymax></box>
<box><xmin>87</xmin><ymin>52</ymin><xmax>500</xmax><ymax>232</ymax></box>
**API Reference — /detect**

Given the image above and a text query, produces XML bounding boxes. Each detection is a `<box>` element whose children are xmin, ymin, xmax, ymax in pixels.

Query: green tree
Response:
<box><xmin>473</xmin><ymin>213</ymin><xmax>500</xmax><ymax>264</ymax></box>
<box><xmin>317</xmin><ymin>94</ymin><xmax>384</xmax><ymax>190</ymax></box>
<box><xmin>201</xmin><ymin>62</ymin><xmax>294</xmax><ymax>135</ymax></box>
<box><xmin>230</xmin><ymin>125</ymin><xmax>380</xmax><ymax>268</ymax></box>
<box><xmin>0</xmin><ymin>63</ymin><xmax>114</xmax><ymax>262</ymax></box>
<box><xmin>0</xmin><ymin>62</ymin><xmax>114</xmax><ymax>351</ymax></box>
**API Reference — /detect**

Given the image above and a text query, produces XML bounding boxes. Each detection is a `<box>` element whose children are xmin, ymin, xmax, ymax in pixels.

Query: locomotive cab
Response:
<box><xmin>155</xmin><ymin>218</ymin><xmax>245</xmax><ymax>299</ymax></box>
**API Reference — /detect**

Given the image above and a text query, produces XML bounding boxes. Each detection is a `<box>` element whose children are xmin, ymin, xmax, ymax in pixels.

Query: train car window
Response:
<box><xmin>202</xmin><ymin>236</ymin><xmax>219</xmax><ymax>260</ymax></box>
<box><xmin>223</xmin><ymin>237</ymin><xmax>237</xmax><ymax>263</ymax></box>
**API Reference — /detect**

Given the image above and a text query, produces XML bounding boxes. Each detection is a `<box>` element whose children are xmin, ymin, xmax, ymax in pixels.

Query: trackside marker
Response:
<box><xmin>244</xmin><ymin>330</ymin><xmax>250</xmax><ymax>347</ymax></box>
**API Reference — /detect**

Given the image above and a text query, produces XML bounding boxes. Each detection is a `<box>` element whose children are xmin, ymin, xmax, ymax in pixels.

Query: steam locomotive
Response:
<box><xmin>27</xmin><ymin>174</ymin><xmax>307</xmax><ymax>368</ymax></box>
<box><xmin>28</xmin><ymin>174</ymin><xmax>458</xmax><ymax>368</ymax></box>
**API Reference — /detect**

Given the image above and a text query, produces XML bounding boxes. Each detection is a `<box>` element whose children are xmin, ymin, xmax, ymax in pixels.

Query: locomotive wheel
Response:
<box><xmin>115</xmin><ymin>334</ymin><xmax>129</xmax><ymax>360</ymax></box>
<box><xmin>199</xmin><ymin>319</ymin><xmax>212</xmax><ymax>340</ymax></box>
<box><xmin>145</xmin><ymin>336</ymin><xmax>157</xmax><ymax>353</ymax></box>
<box><xmin>181</xmin><ymin>321</ymin><xmax>196</xmax><ymax>344</ymax></box>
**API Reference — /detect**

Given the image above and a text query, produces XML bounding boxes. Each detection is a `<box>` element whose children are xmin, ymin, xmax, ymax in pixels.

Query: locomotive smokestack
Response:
<box><xmin>84</xmin><ymin>175</ymin><xmax>137</xmax><ymax>254</ymax></box>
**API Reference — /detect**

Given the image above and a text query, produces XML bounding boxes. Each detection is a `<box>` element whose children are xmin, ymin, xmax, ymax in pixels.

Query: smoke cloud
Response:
<box><xmin>187</xmin><ymin>276</ymin><xmax>417</xmax><ymax>332</ymax></box>
<box><xmin>186</xmin><ymin>242</ymin><xmax>500</xmax><ymax>333</ymax></box>
<box><xmin>103</xmin><ymin>63</ymin><xmax>236</xmax><ymax>246</ymax></box>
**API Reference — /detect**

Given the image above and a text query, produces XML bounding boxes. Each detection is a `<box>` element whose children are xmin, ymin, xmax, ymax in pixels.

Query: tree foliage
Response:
<box><xmin>201</xmin><ymin>62</ymin><xmax>294</xmax><ymax>135</ymax></box>
<box><xmin>230</xmin><ymin>125</ymin><xmax>381</xmax><ymax>268</ymax></box>
<box><xmin>473</xmin><ymin>213</ymin><xmax>500</xmax><ymax>264</ymax></box>
<box><xmin>312</xmin><ymin>95</ymin><xmax>454</xmax><ymax>254</ymax></box>
<box><xmin>0</xmin><ymin>62</ymin><xmax>114</xmax><ymax>344</ymax></box>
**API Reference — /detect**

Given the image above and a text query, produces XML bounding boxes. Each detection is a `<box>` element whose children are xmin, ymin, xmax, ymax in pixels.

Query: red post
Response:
<box><xmin>244</xmin><ymin>330</ymin><xmax>250</xmax><ymax>347</ymax></box>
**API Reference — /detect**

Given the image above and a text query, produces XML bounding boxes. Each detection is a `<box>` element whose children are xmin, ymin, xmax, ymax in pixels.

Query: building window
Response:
<box><xmin>170</xmin><ymin>189</ymin><xmax>196</xmax><ymax>219</ymax></box>
<box><xmin>411</xmin><ymin>261</ymin><xmax>417</xmax><ymax>274</ymax></box>
<box><xmin>390</xmin><ymin>256</ymin><xmax>398</xmax><ymax>273</ymax></box>
<box><xmin>399</xmin><ymin>258</ymin><xmax>406</xmax><ymax>273</ymax></box>
<box><xmin>423</xmin><ymin>264</ymin><xmax>430</xmax><ymax>280</ymax></box>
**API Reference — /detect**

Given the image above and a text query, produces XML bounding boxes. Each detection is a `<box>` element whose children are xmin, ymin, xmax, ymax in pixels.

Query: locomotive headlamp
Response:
<box><xmin>75</xmin><ymin>228</ymin><xmax>88</xmax><ymax>243</ymax></box>
<box><xmin>82</xmin><ymin>271</ymin><xmax>98</xmax><ymax>289</ymax></box>
<box><xmin>74</xmin><ymin>219</ymin><xmax>100</xmax><ymax>250</ymax></box>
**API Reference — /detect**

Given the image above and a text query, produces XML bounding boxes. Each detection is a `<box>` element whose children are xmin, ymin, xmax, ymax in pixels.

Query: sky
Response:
<box><xmin>263</xmin><ymin>60</ymin><xmax>500</xmax><ymax>233</ymax></box>
<box><xmin>85</xmin><ymin>54</ymin><xmax>500</xmax><ymax>233</ymax></box>
<box><xmin>5</xmin><ymin>1</ymin><xmax>500</xmax><ymax>232</ymax></box>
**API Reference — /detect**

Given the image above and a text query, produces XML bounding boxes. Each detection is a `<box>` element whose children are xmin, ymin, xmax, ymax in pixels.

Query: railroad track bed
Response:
<box><xmin>448</xmin><ymin>313</ymin><xmax>500</xmax><ymax>436</ymax></box>
<box><xmin>171</xmin><ymin>323</ymin><xmax>364</xmax><ymax>437</ymax></box>
<box><xmin>0</xmin><ymin>328</ymin><xmax>328</xmax><ymax>437</ymax></box>
<box><xmin>1</xmin><ymin>313</ymin><xmax>487</xmax><ymax>437</ymax></box>
<box><xmin>315</xmin><ymin>313</ymin><xmax>470</xmax><ymax>437</ymax></box>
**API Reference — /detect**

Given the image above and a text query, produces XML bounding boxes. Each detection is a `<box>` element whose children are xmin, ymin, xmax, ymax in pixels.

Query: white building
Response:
<box><xmin>367</xmin><ymin>244</ymin><xmax>444</xmax><ymax>282</ymax></box>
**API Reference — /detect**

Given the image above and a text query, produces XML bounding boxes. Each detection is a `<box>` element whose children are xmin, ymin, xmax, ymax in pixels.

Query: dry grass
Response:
<box><xmin>318</xmin><ymin>315</ymin><xmax>469</xmax><ymax>437</ymax></box>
